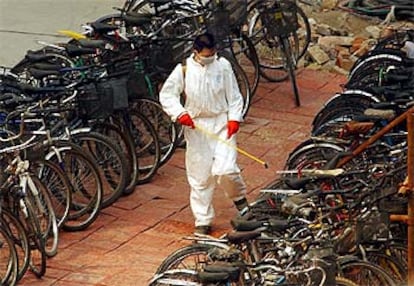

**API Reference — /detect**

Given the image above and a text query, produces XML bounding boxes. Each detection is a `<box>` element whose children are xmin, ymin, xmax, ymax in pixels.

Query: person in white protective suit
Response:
<box><xmin>159</xmin><ymin>32</ymin><xmax>249</xmax><ymax>235</ymax></box>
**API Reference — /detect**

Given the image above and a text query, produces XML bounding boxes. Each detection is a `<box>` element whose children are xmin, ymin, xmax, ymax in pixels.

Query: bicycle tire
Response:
<box><xmin>1</xmin><ymin>209</ymin><xmax>30</xmax><ymax>282</ymax></box>
<box><xmin>70</xmin><ymin>131</ymin><xmax>128</xmax><ymax>208</ymax></box>
<box><xmin>127</xmin><ymin>110</ymin><xmax>161</xmax><ymax>184</ymax></box>
<box><xmin>132</xmin><ymin>97</ymin><xmax>177</xmax><ymax>166</ymax></box>
<box><xmin>284</xmin><ymin>139</ymin><xmax>345</xmax><ymax>170</ymax></box>
<box><xmin>247</xmin><ymin>0</ymin><xmax>311</xmax><ymax>58</ymax></box>
<box><xmin>231</xmin><ymin>33</ymin><xmax>260</xmax><ymax>97</ymax></box>
<box><xmin>149</xmin><ymin>269</ymin><xmax>200</xmax><ymax>286</ymax></box>
<box><xmin>311</xmin><ymin>91</ymin><xmax>378</xmax><ymax>131</ymax></box>
<box><xmin>0</xmin><ymin>224</ymin><xmax>18</xmax><ymax>286</ymax></box>
<box><xmin>26</xmin><ymin>174</ymin><xmax>59</xmax><ymax>258</ymax></box>
<box><xmin>10</xmin><ymin>50</ymin><xmax>76</xmax><ymax>85</ymax></box>
<box><xmin>248</xmin><ymin>3</ymin><xmax>310</xmax><ymax>82</ymax></box>
<box><xmin>338</xmin><ymin>259</ymin><xmax>397</xmax><ymax>286</ymax></box>
<box><xmin>21</xmin><ymin>197</ymin><xmax>47</xmax><ymax>278</ymax></box>
<box><xmin>281</xmin><ymin>36</ymin><xmax>300</xmax><ymax>106</ymax></box>
<box><xmin>312</xmin><ymin>117</ymin><xmax>358</xmax><ymax>140</ymax></box>
<box><xmin>156</xmin><ymin>244</ymin><xmax>219</xmax><ymax>274</ymax></box>
<box><xmin>365</xmin><ymin>250</ymin><xmax>407</xmax><ymax>284</ymax></box>
<box><xmin>30</xmin><ymin>159</ymin><xmax>72</xmax><ymax>228</ymax></box>
<box><xmin>218</xmin><ymin>50</ymin><xmax>252</xmax><ymax>118</ymax></box>
<box><xmin>46</xmin><ymin>142</ymin><xmax>103</xmax><ymax>232</ymax></box>
<box><xmin>349</xmin><ymin>49</ymin><xmax>406</xmax><ymax>77</ymax></box>
<box><xmin>346</xmin><ymin>53</ymin><xmax>404</xmax><ymax>89</ymax></box>
<box><xmin>386</xmin><ymin>243</ymin><xmax>408</xmax><ymax>271</ymax></box>
<box><xmin>334</xmin><ymin>276</ymin><xmax>359</xmax><ymax>286</ymax></box>
<box><xmin>94</xmin><ymin>120</ymin><xmax>139</xmax><ymax>195</ymax></box>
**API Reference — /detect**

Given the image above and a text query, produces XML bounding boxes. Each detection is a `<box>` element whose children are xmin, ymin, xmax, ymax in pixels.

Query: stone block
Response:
<box><xmin>336</xmin><ymin>52</ymin><xmax>356</xmax><ymax>71</ymax></box>
<box><xmin>318</xmin><ymin>36</ymin><xmax>355</xmax><ymax>49</ymax></box>
<box><xmin>308</xmin><ymin>45</ymin><xmax>331</xmax><ymax>65</ymax></box>
<box><xmin>316</xmin><ymin>23</ymin><xmax>332</xmax><ymax>36</ymax></box>
<box><xmin>321</xmin><ymin>0</ymin><xmax>338</xmax><ymax>9</ymax></box>
<box><xmin>365</xmin><ymin>25</ymin><xmax>382</xmax><ymax>39</ymax></box>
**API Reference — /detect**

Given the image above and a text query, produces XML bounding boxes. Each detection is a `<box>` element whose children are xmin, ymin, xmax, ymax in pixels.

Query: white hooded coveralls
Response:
<box><xmin>159</xmin><ymin>54</ymin><xmax>247</xmax><ymax>227</ymax></box>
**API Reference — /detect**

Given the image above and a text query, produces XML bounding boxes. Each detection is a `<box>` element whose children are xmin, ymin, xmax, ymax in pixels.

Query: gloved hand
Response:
<box><xmin>178</xmin><ymin>113</ymin><xmax>195</xmax><ymax>129</ymax></box>
<box><xmin>227</xmin><ymin>120</ymin><xmax>240</xmax><ymax>138</ymax></box>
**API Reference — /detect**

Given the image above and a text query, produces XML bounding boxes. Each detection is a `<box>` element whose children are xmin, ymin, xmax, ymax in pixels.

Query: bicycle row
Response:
<box><xmin>148</xmin><ymin>28</ymin><xmax>413</xmax><ymax>285</ymax></box>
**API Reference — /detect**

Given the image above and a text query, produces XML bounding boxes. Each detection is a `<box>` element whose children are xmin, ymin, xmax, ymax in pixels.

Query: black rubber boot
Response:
<box><xmin>234</xmin><ymin>197</ymin><xmax>249</xmax><ymax>211</ymax></box>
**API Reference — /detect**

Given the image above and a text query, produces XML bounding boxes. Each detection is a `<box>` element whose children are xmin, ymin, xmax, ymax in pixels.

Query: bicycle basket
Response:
<box><xmin>109</xmin><ymin>76</ymin><xmax>129</xmax><ymax>110</ymax></box>
<box><xmin>150</xmin><ymin>39</ymin><xmax>191</xmax><ymax>75</ymax></box>
<box><xmin>205</xmin><ymin>0</ymin><xmax>247</xmax><ymax>45</ymax></box>
<box><xmin>260</xmin><ymin>0</ymin><xmax>299</xmax><ymax>37</ymax></box>
<box><xmin>206</xmin><ymin>8</ymin><xmax>231</xmax><ymax>46</ymax></box>
<box><xmin>77</xmin><ymin>77</ymin><xmax>129</xmax><ymax>119</ymax></box>
<box><xmin>24</xmin><ymin>143</ymin><xmax>46</xmax><ymax>162</ymax></box>
<box><xmin>378</xmin><ymin>195</ymin><xmax>407</xmax><ymax>215</ymax></box>
<box><xmin>223</xmin><ymin>0</ymin><xmax>247</xmax><ymax>28</ymax></box>
<box><xmin>355</xmin><ymin>210</ymin><xmax>390</xmax><ymax>244</ymax></box>
<box><xmin>77</xmin><ymin>82</ymin><xmax>113</xmax><ymax>120</ymax></box>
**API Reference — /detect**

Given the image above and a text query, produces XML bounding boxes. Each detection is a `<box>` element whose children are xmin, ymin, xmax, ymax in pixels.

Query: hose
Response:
<box><xmin>338</xmin><ymin>0</ymin><xmax>414</xmax><ymax>22</ymax></box>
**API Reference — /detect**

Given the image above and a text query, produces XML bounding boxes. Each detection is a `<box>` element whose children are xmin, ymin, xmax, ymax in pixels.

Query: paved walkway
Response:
<box><xmin>19</xmin><ymin>69</ymin><xmax>347</xmax><ymax>285</ymax></box>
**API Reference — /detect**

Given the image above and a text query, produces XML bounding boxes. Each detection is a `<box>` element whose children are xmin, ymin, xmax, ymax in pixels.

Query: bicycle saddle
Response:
<box><xmin>204</xmin><ymin>264</ymin><xmax>240</xmax><ymax>282</ymax></box>
<box><xmin>77</xmin><ymin>39</ymin><xmax>106</xmax><ymax>49</ymax></box>
<box><xmin>123</xmin><ymin>12</ymin><xmax>152</xmax><ymax>26</ymax></box>
<box><xmin>28</xmin><ymin>68</ymin><xmax>60</xmax><ymax>79</ymax></box>
<box><xmin>90</xmin><ymin>22</ymin><xmax>118</xmax><ymax>33</ymax></box>
<box><xmin>65</xmin><ymin>44</ymin><xmax>96</xmax><ymax>57</ymax></box>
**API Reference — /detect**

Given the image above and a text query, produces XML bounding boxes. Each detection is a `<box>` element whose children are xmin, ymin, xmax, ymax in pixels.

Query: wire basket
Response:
<box><xmin>205</xmin><ymin>0</ymin><xmax>247</xmax><ymax>46</ymax></box>
<box><xmin>222</xmin><ymin>0</ymin><xmax>248</xmax><ymax>28</ymax></box>
<box><xmin>77</xmin><ymin>77</ymin><xmax>129</xmax><ymax>120</ymax></box>
<box><xmin>378</xmin><ymin>195</ymin><xmax>407</xmax><ymax>215</ymax></box>
<box><xmin>205</xmin><ymin>9</ymin><xmax>231</xmax><ymax>46</ymax></box>
<box><xmin>355</xmin><ymin>210</ymin><xmax>390</xmax><ymax>244</ymax></box>
<box><xmin>260</xmin><ymin>0</ymin><xmax>299</xmax><ymax>38</ymax></box>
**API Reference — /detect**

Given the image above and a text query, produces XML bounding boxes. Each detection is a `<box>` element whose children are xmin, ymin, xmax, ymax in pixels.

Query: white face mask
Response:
<box><xmin>198</xmin><ymin>54</ymin><xmax>216</xmax><ymax>65</ymax></box>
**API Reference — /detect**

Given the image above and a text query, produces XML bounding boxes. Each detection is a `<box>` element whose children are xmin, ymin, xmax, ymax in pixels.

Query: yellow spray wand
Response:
<box><xmin>194</xmin><ymin>124</ymin><xmax>268</xmax><ymax>168</ymax></box>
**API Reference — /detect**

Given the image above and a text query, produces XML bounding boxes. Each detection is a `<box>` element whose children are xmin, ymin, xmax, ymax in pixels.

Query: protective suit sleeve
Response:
<box><xmin>223</xmin><ymin>60</ymin><xmax>244</xmax><ymax>122</ymax></box>
<box><xmin>159</xmin><ymin>63</ymin><xmax>187</xmax><ymax>121</ymax></box>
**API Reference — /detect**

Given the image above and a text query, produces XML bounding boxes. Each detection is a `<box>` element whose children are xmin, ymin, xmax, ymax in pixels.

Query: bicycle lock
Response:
<box><xmin>194</xmin><ymin>124</ymin><xmax>268</xmax><ymax>168</ymax></box>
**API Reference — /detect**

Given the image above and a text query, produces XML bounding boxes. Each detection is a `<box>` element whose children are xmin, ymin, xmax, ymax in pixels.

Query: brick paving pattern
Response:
<box><xmin>19</xmin><ymin>69</ymin><xmax>347</xmax><ymax>285</ymax></box>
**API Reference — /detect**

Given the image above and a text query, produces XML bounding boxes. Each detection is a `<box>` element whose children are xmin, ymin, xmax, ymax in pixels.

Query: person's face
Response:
<box><xmin>194</xmin><ymin>47</ymin><xmax>216</xmax><ymax>66</ymax></box>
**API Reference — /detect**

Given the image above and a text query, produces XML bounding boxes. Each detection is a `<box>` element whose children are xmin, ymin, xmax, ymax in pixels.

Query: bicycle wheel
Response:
<box><xmin>387</xmin><ymin>243</ymin><xmax>408</xmax><ymax>271</ymax></box>
<box><xmin>149</xmin><ymin>269</ymin><xmax>201</xmax><ymax>286</ymax></box>
<box><xmin>20</xmin><ymin>197</ymin><xmax>47</xmax><ymax>278</ymax></box>
<box><xmin>334</xmin><ymin>276</ymin><xmax>359</xmax><ymax>286</ymax></box>
<box><xmin>280</xmin><ymin>36</ymin><xmax>300</xmax><ymax>106</ymax></box>
<box><xmin>10</xmin><ymin>50</ymin><xmax>76</xmax><ymax>86</ymax></box>
<box><xmin>71</xmin><ymin>131</ymin><xmax>128</xmax><ymax>208</ymax></box>
<box><xmin>0</xmin><ymin>224</ymin><xmax>18</xmax><ymax>286</ymax></box>
<box><xmin>338</xmin><ymin>259</ymin><xmax>397</xmax><ymax>286</ymax></box>
<box><xmin>1</xmin><ymin>209</ymin><xmax>30</xmax><ymax>282</ymax></box>
<box><xmin>127</xmin><ymin>110</ymin><xmax>161</xmax><ymax>184</ymax></box>
<box><xmin>156</xmin><ymin>244</ymin><xmax>219</xmax><ymax>274</ymax></box>
<box><xmin>346</xmin><ymin>53</ymin><xmax>404</xmax><ymax>89</ymax></box>
<box><xmin>231</xmin><ymin>33</ymin><xmax>260</xmax><ymax>97</ymax></box>
<box><xmin>248</xmin><ymin>3</ymin><xmax>310</xmax><ymax>82</ymax></box>
<box><xmin>47</xmin><ymin>142</ymin><xmax>103</xmax><ymax>232</ymax></box>
<box><xmin>132</xmin><ymin>98</ymin><xmax>177</xmax><ymax>166</ymax></box>
<box><xmin>25</xmin><ymin>174</ymin><xmax>59</xmax><ymax>258</ymax></box>
<box><xmin>311</xmin><ymin>91</ymin><xmax>378</xmax><ymax>131</ymax></box>
<box><xmin>218</xmin><ymin>51</ymin><xmax>252</xmax><ymax>118</ymax></box>
<box><xmin>284</xmin><ymin>139</ymin><xmax>345</xmax><ymax>170</ymax></box>
<box><xmin>30</xmin><ymin>159</ymin><xmax>72</xmax><ymax>228</ymax></box>
<box><xmin>94</xmin><ymin>120</ymin><xmax>139</xmax><ymax>195</ymax></box>
<box><xmin>365</xmin><ymin>250</ymin><xmax>407</xmax><ymax>284</ymax></box>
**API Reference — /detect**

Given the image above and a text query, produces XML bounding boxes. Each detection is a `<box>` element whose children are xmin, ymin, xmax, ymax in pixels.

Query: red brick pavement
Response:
<box><xmin>19</xmin><ymin>69</ymin><xmax>347</xmax><ymax>285</ymax></box>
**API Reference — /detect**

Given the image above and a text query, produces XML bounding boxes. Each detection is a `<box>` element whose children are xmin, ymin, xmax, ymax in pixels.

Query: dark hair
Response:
<box><xmin>193</xmin><ymin>32</ymin><xmax>216</xmax><ymax>52</ymax></box>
